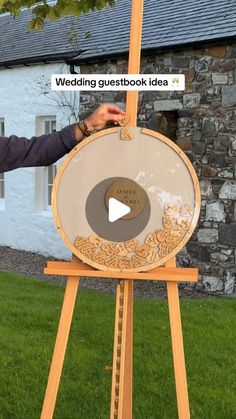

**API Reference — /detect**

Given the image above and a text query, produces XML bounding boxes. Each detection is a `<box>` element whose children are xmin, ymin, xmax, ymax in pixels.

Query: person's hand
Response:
<box><xmin>84</xmin><ymin>103</ymin><xmax>125</xmax><ymax>132</ymax></box>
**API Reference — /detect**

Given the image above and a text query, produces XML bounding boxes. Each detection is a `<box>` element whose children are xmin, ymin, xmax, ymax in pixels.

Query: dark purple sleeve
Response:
<box><xmin>0</xmin><ymin>124</ymin><xmax>78</xmax><ymax>173</ymax></box>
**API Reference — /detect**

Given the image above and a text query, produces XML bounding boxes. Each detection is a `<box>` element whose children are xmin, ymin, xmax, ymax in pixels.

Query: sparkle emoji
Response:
<box><xmin>172</xmin><ymin>76</ymin><xmax>180</xmax><ymax>88</ymax></box>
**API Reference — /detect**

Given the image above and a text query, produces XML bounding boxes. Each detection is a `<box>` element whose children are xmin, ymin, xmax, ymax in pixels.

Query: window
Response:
<box><xmin>43</xmin><ymin>118</ymin><xmax>57</xmax><ymax>207</ymax></box>
<box><xmin>0</xmin><ymin>119</ymin><xmax>4</xmax><ymax>136</ymax></box>
<box><xmin>0</xmin><ymin>173</ymin><xmax>4</xmax><ymax>199</ymax></box>
<box><xmin>35</xmin><ymin>117</ymin><xmax>57</xmax><ymax>211</ymax></box>
<box><xmin>0</xmin><ymin>119</ymin><xmax>5</xmax><ymax>206</ymax></box>
<box><xmin>46</xmin><ymin>164</ymin><xmax>57</xmax><ymax>207</ymax></box>
<box><xmin>44</xmin><ymin>119</ymin><xmax>56</xmax><ymax>135</ymax></box>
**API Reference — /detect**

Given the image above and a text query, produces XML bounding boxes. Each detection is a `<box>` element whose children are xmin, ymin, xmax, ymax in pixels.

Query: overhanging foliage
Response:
<box><xmin>0</xmin><ymin>0</ymin><xmax>115</xmax><ymax>29</ymax></box>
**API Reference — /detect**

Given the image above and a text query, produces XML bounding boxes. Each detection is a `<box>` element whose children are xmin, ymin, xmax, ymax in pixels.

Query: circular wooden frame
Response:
<box><xmin>52</xmin><ymin>127</ymin><xmax>201</xmax><ymax>272</ymax></box>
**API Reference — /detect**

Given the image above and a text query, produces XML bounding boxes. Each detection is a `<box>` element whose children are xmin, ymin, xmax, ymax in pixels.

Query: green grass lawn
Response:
<box><xmin>0</xmin><ymin>272</ymin><xmax>236</xmax><ymax>419</ymax></box>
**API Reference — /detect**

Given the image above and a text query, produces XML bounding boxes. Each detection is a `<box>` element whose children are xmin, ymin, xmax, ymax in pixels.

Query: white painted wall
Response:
<box><xmin>0</xmin><ymin>63</ymin><xmax>80</xmax><ymax>259</ymax></box>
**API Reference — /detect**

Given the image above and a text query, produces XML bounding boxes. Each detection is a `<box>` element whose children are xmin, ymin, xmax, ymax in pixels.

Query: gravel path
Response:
<box><xmin>0</xmin><ymin>246</ymin><xmax>211</xmax><ymax>299</ymax></box>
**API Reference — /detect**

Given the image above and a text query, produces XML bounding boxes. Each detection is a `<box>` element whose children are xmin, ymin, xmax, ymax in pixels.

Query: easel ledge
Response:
<box><xmin>44</xmin><ymin>260</ymin><xmax>198</xmax><ymax>282</ymax></box>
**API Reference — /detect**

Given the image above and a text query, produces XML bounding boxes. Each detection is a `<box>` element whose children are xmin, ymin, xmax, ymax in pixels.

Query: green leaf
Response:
<box><xmin>84</xmin><ymin>30</ymin><xmax>92</xmax><ymax>38</ymax></box>
<box><xmin>0</xmin><ymin>0</ymin><xmax>116</xmax><ymax>28</ymax></box>
<box><xmin>33</xmin><ymin>4</ymin><xmax>50</xmax><ymax>19</ymax></box>
<box><xmin>28</xmin><ymin>16</ymin><xmax>44</xmax><ymax>30</ymax></box>
<box><xmin>46</xmin><ymin>6</ymin><xmax>61</xmax><ymax>21</ymax></box>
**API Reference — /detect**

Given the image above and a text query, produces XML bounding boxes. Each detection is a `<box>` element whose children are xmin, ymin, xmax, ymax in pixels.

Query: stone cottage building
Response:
<box><xmin>0</xmin><ymin>0</ymin><xmax>236</xmax><ymax>293</ymax></box>
<box><xmin>0</xmin><ymin>11</ymin><xmax>82</xmax><ymax>260</ymax></box>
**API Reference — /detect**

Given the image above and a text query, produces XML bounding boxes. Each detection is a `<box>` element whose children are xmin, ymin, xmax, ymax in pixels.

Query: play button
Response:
<box><xmin>108</xmin><ymin>198</ymin><xmax>131</xmax><ymax>222</ymax></box>
<box><xmin>85</xmin><ymin>177</ymin><xmax>151</xmax><ymax>242</ymax></box>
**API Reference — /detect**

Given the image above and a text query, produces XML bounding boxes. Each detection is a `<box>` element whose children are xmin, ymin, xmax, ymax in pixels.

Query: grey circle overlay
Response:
<box><xmin>85</xmin><ymin>177</ymin><xmax>151</xmax><ymax>242</ymax></box>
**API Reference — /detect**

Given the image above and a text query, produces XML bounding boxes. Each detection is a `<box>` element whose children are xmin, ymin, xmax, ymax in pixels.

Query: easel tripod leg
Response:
<box><xmin>40</xmin><ymin>276</ymin><xmax>80</xmax><ymax>419</ymax></box>
<box><xmin>166</xmin><ymin>259</ymin><xmax>190</xmax><ymax>419</ymax></box>
<box><xmin>110</xmin><ymin>280</ymin><xmax>122</xmax><ymax>419</ymax></box>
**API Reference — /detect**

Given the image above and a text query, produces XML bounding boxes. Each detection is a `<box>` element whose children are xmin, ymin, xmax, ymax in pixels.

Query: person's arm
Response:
<box><xmin>0</xmin><ymin>124</ymin><xmax>83</xmax><ymax>173</ymax></box>
<box><xmin>0</xmin><ymin>103</ymin><xmax>125</xmax><ymax>173</ymax></box>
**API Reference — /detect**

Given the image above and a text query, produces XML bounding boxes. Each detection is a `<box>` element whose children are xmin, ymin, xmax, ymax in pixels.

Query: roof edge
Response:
<box><xmin>0</xmin><ymin>50</ymin><xmax>84</xmax><ymax>69</ymax></box>
<box><xmin>71</xmin><ymin>35</ymin><xmax>236</xmax><ymax>65</ymax></box>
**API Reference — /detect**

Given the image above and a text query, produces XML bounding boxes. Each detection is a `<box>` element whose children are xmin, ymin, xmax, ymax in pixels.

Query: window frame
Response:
<box><xmin>35</xmin><ymin>116</ymin><xmax>57</xmax><ymax>212</ymax></box>
<box><xmin>45</xmin><ymin>163</ymin><xmax>57</xmax><ymax>208</ymax></box>
<box><xmin>0</xmin><ymin>119</ymin><xmax>4</xmax><ymax>137</ymax></box>
<box><xmin>0</xmin><ymin>118</ymin><xmax>5</xmax><ymax>209</ymax></box>
<box><xmin>0</xmin><ymin>173</ymin><xmax>5</xmax><ymax>200</ymax></box>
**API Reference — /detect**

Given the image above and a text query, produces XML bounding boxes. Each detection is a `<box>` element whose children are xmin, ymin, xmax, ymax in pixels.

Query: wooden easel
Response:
<box><xmin>40</xmin><ymin>1</ymin><xmax>198</xmax><ymax>418</ymax></box>
<box><xmin>40</xmin><ymin>259</ymin><xmax>198</xmax><ymax>419</ymax></box>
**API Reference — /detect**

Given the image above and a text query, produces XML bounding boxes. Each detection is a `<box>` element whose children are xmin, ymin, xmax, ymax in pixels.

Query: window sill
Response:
<box><xmin>35</xmin><ymin>208</ymin><xmax>53</xmax><ymax>218</ymax></box>
<box><xmin>0</xmin><ymin>199</ymin><xmax>5</xmax><ymax>211</ymax></box>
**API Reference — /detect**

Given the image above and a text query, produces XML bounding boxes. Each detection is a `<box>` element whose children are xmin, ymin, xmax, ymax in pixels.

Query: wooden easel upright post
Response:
<box><xmin>110</xmin><ymin>1</ymin><xmax>144</xmax><ymax>416</ymax></box>
<box><xmin>40</xmin><ymin>1</ymin><xmax>197</xmax><ymax>418</ymax></box>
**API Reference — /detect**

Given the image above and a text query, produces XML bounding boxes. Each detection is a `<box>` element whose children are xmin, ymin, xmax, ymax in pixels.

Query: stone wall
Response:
<box><xmin>79</xmin><ymin>42</ymin><xmax>236</xmax><ymax>294</ymax></box>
